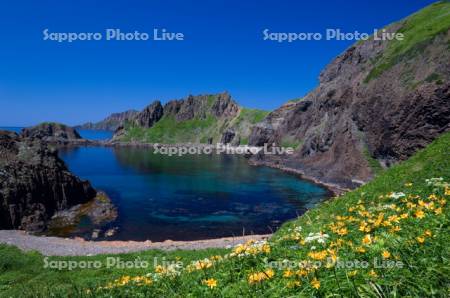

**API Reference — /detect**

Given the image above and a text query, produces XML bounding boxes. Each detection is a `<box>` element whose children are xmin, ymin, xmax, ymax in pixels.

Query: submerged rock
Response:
<box><xmin>48</xmin><ymin>191</ymin><xmax>118</xmax><ymax>234</ymax></box>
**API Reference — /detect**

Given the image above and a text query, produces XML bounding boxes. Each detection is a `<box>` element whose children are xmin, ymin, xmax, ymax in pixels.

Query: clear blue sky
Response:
<box><xmin>0</xmin><ymin>0</ymin><xmax>436</xmax><ymax>126</ymax></box>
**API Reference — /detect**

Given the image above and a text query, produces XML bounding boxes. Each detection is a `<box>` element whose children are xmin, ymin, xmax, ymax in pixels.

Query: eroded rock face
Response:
<box><xmin>133</xmin><ymin>101</ymin><xmax>164</xmax><ymax>128</ymax></box>
<box><xmin>0</xmin><ymin>131</ymin><xmax>97</xmax><ymax>231</ymax></box>
<box><xmin>113</xmin><ymin>92</ymin><xmax>241</xmax><ymax>141</ymax></box>
<box><xmin>75</xmin><ymin>110</ymin><xmax>138</xmax><ymax>131</ymax></box>
<box><xmin>21</xmin><ymin>123</ymin><xmax>82</xmax><ymax>143</ymax></box>
<box><xmin>162</xmin><ymin>91</ymin><xmax>239</xmax><ymax>121</ymax></box>
<box><xmin>211</xmin><ymin>92</ymin><xmax>240</xmax><ymax>118</ymax></box>
<box><xmin>249</xmin><ymin>26</ymin><xmax>450</xmax><ymax>188</ymax></box>
<box><xmin>221</xmin><ymin>129</ymin><xmax>236</xmax><ymax>144</ymax></box>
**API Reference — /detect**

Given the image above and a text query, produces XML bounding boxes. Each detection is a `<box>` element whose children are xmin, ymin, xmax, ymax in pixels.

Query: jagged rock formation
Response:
<box><xmin>75</xmin><ymin>109</ymin><xmax>138</xmax><ymax>131</ymax></box>
<box><xmin>0</xmin><ymin>131</ymin><xmax>108</xmax><ymax>232</ymax></box>
<box><xmin>113</xmin><ymin>92</ymin><xmax>261</xmax><ymax>144</ymax></box>
<box><xmin>249</xmin><ymin>3</ymin><xmax>450</xmax><ymax>189</ymax></box>
<box><xmin>133</xmin><ymin>101</ymin><xmax>164</xmax><ymax>128</ymax></box>
<box><xmin>22</xmin><ymin>122</ymin><xmax>82</xmax><ymax>142</ymax></box>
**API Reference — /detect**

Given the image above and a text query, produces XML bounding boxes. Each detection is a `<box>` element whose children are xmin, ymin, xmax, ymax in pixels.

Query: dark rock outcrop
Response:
<box><xmin>75</xmin><ymin>109</ymin><xmax>138</xmax><ymax>131</ymax></box>
<box><xmin>22</xmin><ymin>123</ymin><xmax>82</xmax><ymax>142</ymax></box>
<box><xmin>0</xmin><ymin>131</ymin><xmax>97</xmax><ymax>231</ymax></box>
<box><xmin>249</xmin><ymin>22</ymin><xmax>450</xmax><ymax>189</ymax></box>
<box><xmin>211</xmin><ymin>92</ymin><xmax>240</xmax><ymax>118</ymax></box>
<box><xmin>133</xmin><ymin>101</ymin><xmax>164</xmax><ymax>128</ymax></box>
<box><xmin>221</xmin><ymin>129</ymin><xmax>236</xmax><ymax>144</ymax></box>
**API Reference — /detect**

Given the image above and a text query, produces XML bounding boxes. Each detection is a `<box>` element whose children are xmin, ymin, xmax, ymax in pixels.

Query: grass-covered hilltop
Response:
<box><xmin>1</xmin><ymin>129</ymin><xmax>449</xmax><ymax>298</ymax></box>
<box><xmin>102</xmin><ymin>92</ymin><xmax>269</xmax><ymax>145</ymax></box>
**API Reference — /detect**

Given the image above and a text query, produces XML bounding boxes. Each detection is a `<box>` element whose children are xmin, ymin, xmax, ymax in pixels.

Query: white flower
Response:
<box><xmin>389</xmin><ymin>192</ymin><xmax>405</xmax><ymax>199</ymax></box>
<box><xmin>425</xmin><ymin>178</ymin><xmax>448</xmax><ymax>189</ymax></box>
<box><xmin>304</xmin><ymin>232</ymin><xmax>329</xmax><ymax>244</ymax></box>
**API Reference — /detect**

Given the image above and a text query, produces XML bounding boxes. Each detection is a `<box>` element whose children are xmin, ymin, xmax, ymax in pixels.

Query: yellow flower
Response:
<box><xmin>362</xmin><ymin>234</ymin><xmax>373</xmax><ymax>245</ymax></box>
<box><xmin>405</xmin><ymin>182</ymin><xmax>413</xmax><ymax>187</ymax></box>
<box><xmin>261</xmin><ymin>244</ymin><xmax>271</xmax><ymax>254</ymax></box>
<box><xmin>248</xmin><ymin>269</ymin><xmax>274</xmax><ymax>284</ymax></box>
<box><xmin>406</xmin><ymin>202</ymin><xmax>417</xmax><ymax>209</ymax></box>
<box><xmin>310</xmin><ymin>277</ymin><xmax>321</xmax><ymax>289</ymax></box>
<box><xmin>337</xmin><ymin>227</ymin><xmax>348</xmax><ymax>236</ymax></box>
<box><xmin>287</xmin><ymin>280</ymin><xmax>301</xmax><ymax>288</ymax></box>
<box><xmin>328</xmin><ymin>249</ymin><xmax>338</xmax><ymax>263</ymax></box>
<box><xmin>359</xmin><ymin>222</ymin><xmax>370</xmax><ymax>232</ymax></box>
<box><xmin>348</xmin><ymin>270</ymin><xmax>358</xmax><ymax>277</ymax></box>
<box><xmin>382</xmin><ymin>250</ymin><xmax>391</xmax><ymax>259</ymax></box>
<box><xmin>428</xmin><ymin>194</ymin><xmax>438</xmax><ymax>200</ymax></box>
<box><xmin>356</xmin><ymin>246</ymin><xmax>366</xmax><ymax>253</ymax></box>
<box><xmin>388</xmin><ymin>215</ymin><xmax>399</xmax><ymax>223</ymax></box>
<box><xmin>382</xmin><ymin>220</ymin><xmax>392</xmax><ymax>227</ymax></box>
<box><xmin>434</xmin><ymin>207</ymin><xmax>442</xmax><ymax>215</ymax></box>
<box><xmin>265</xmin><ymin>268</ymin><xmax>275</xmax><ymax>278</ymax></box>
<box><xmin>445</xmin><ymin>187</ymin><xmax>450</xmax><ymax>196</ymax></box>
<box><xmin>414</xmin><ymin>210</ymin><xmax>425</xmax><ymax>219</ymax></box>
<box><xmin>308</xmin><ymin>250</ymin><xmax>328</xmax><ymax>260</ymax></box>
<box><xmin>390</xmin><ymin>226</ymin><xmax>401</xmax><ymax>233</ymax></box>
<box><xmin>202</xmin><ymin>278</ymin><xmax>217</xmax><ymax>289</ymax></box>
<box><xmin>400</xmin><ymin>213</ymin><xmax>409</xmax><ymax>219</ymax></box>
<box><xmin>424</xmin><ymin>230</ymin><xmax>432</xmax><ymax>237</ymax></box>
<box><xmin>296</xmin><ymin>269</ymin><xmax>308</xmax><ymax>277</ymax></box>
<box><xmin>416</xmin><ymin>236</ymin><xmax>425</xmax><ymax>244</ymax></box>
<box><xmin>283</xmin><ymin>269</ymin><xmax>294</xmax><ymax>278</ymax></box>
<box><xmin>369</xmin><ymin>270</ymin><xmax>378</xmax><ymax>278</ymax></box>
<box><xmin>248</xmin><ymin>273</ymin><xmax>262</xmax><ymax>284</ymax></box>
<box><xmin>194</xmin><ymin>259</ymin><xmax>213</xmax><ymax>270</ymax></box>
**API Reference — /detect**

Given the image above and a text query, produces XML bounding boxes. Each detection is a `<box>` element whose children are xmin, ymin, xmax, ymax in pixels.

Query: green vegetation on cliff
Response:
<box><xmin>122</xmin><ymin>115</ymin><xmax>220</xmax><ymax>143</ymax></box>
<box><xmin>120</xmin><ymin>105</ymin><xmax>268</xmax><ymax>144</ymax></box>
<box><xmin>1</xmin><ymin>132</ymin><xmax>448</xmax><ymax>297</ymax></box>
<box><xmin>365</xmin><ymin>1</ymin><xmax>450</xmax><ymax>82</ymax></box>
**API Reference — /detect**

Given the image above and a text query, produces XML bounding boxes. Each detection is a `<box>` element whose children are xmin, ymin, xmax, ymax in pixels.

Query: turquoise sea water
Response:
<box><xmin>1</xmin><ymin>127</ymin><xmax>329</xmax><ymax>241</ymax></box>
<box><xmin>59</xmin><ymin>145</ymin><xmax>329</xmax><ymax>241</ymax></box>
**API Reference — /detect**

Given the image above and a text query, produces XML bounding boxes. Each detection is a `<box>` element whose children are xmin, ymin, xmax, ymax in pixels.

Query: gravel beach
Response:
<box><xmin>0</xmin><ymin>230</ymin><xmax>270</xmax><ymax>256</ymax></box>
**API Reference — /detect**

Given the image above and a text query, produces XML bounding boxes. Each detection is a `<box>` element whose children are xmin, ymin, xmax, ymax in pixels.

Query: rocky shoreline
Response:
<box><xmin>248</xmin><ymin>159</ymin><xmax>349</xmax><ymax>196</ymax></box>
<box><xmin>0</xmin><ymin>230</ymin><xmax>271</xmax><ymax>256</ymax></box>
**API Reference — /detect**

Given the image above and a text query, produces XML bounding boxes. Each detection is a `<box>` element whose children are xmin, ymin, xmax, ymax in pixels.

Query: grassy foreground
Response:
<box><xmin>1</xmin><ymin>132</ymin><xmax>449</xmax><ymax>297</ymax></box>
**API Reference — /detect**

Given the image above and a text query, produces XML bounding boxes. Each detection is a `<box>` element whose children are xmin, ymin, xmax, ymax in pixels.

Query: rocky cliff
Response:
<box><xmin>249</xmin><ymin>2</ymin><xmax>450</xmax><ymax>189</ymax></box>
<box><xmin>22</xmin><ymin>122</ymin><xmax>82</xmax><ymax>143</ymax></box>
<box><xmin>113</xmin><ymin>92</ymin><xmax>266</xmax><ymax>144</ymax></box>
<box><xmin>0</xmin><ymin>131</ymin><xmax>98</xmax><ymax>231</ymax></box>
<box><xmin>75</xmin><ymin>109</ymin><xmax>138</xmax><ymax>131</ymax></box>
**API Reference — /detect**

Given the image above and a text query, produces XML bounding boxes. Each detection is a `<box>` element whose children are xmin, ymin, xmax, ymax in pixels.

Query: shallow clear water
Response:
<box><xmin>59</xmin><ymin>145</ymin><xmax>329</xmax><ymax>241</ymax></box>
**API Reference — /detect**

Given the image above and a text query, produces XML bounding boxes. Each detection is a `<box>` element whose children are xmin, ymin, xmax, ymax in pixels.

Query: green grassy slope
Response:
<box><xmin>365</xmin><ymin>1</ymin><xmax>450</xmax><ymax>82</ymax></box>
<box><xmin>120</xmin><ymin>106</ymin><xmax>268</xmax><ymax>144</ymax></box>
<box><xmin>1</xmin><ymin>132</ymin><xmax>449</xmax><ymax>297</ymax></box>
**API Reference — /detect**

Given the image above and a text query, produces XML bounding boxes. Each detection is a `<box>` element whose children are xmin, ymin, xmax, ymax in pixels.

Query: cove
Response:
<box><xmin>58</xmin><ymin>146</ymin><xmax>329</xmax><ymax>241</ymax></box>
